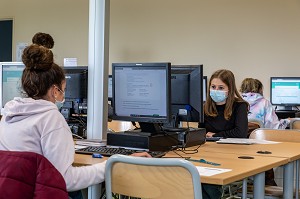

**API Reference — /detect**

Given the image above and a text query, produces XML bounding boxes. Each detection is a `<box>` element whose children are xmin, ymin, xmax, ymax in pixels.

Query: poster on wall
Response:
<box><xmin>16</xmin><ymin>42</ymin><xmax>28</xmax><ymax>62</ymax></box>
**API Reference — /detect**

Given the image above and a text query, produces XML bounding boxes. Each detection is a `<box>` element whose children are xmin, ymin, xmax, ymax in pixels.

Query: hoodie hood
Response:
<box><xmin>241</xmin><ymin>92</ymin><xmax>264</xmax><ymax>106</ymax></box>
<box><xmin>1</xmin><ymin>97</ymin><xmax>58</xmax><ymax>123</ymax></box>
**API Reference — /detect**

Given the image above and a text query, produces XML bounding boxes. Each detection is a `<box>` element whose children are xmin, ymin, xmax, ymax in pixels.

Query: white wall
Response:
<box><xmin>0</xmin><ymin>0</ymin><xmax>89</xmax><ymax>66</ymax></box>
<box><xmin>110</xmin><ymin>0</ymin><xmax>300</xmax><ymax>99</ymax></box>
<box><xmin>1</xmin><ymin>0</ymin><xmax>300</xmax><ymax>99</ymax></box>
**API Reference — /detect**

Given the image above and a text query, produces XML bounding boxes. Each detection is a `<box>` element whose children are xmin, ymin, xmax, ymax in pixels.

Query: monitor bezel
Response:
<box><xmin>112</xmin><ymin>62</ymin><xmax>171</xmax><ymax>124</ymax></box>
<box><xmin>0</xmin><ymin>62</ymin><xmax>25</xmax><ymax>109</ymax></box>
<box><xmin>270</xmin><ymin>76</ymin><xmax>300</xmax><ymax>107</ymax></box>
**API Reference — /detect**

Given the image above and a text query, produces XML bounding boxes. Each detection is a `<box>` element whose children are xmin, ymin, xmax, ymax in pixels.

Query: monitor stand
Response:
<box><xmin>283</xmin><ymin>106</ymin><xmax>293</xmax><ymax>111</ymax></box>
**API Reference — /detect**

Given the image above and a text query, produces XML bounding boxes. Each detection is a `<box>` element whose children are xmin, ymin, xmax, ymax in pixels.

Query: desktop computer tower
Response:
<box><xmin>107</xmin><ymin>128</ymin><xmax>206</xmax><ymax>151</ymax></box>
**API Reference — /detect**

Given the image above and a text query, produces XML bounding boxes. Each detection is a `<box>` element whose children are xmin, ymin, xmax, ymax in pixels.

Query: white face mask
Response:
<box><xmin>54</xmin><ymin>86</ymin><xmax>65</xmax><ymax>109</ymax></box>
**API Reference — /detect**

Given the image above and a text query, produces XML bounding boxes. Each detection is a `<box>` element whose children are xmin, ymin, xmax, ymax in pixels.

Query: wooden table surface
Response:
<box><xmin>74</xmin><ymin>146</ymin><xmax>288</xmax><ymax>185</ymax></box>
<box><xmin>202</xmin><ymin>141</ymin><xmax>300</xmax><ymax>162</ymax></box>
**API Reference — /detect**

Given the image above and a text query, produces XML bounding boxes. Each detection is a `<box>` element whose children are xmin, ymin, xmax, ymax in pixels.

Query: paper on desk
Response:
<box><xmin>74</xmin><ymin>145</ymin><xmax>89</xmax><ymax>150</ymax></box>
<box><xmin>75</xmin><ymin>139</ymin><xmax>106</xmax><ymax>147</ymax></box>
<box><xmin>196</xmin><ymin>166</ymin><xmax>232</xmax><ymax>176</ymax></box>
<box><xmin>251</xmin><ymin>139</ymin><xmax>280</xmax><ymax>144</ymax></box>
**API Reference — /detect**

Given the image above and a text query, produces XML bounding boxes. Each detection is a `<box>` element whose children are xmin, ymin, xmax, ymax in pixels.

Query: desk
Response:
<box><xmin>74</xmin><ymin>147</ymin><xmax>288</xmax><ymax>199</ymax></box>
<box><xmin>202</xmin><ymin>142</ymin><xmax>300</xmax><ymax>198</ymax></box>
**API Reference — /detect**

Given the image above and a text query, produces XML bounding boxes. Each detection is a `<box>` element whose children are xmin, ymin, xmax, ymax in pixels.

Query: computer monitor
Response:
<box><xmin>112</xmin><ymin>62</ymin><xmax>171</xmax><ymax>133</ymax></box>
<box><xmin>270</xmin><ymin>77</ymin><xmax>300</xmax><ymax>110</ymax></box>
<box><xmin>0</xmin><ymin>62</ymin><xmax>25</xmax><ymax>108</ymax></box>
<box><xmin>167</xmin><ymin>65</ymin><xmax>204</xmax><ymax>128</ymax></box>
<box><xmin>63</xmin><ymin>66</ymin><xmax>88</xmax><ymax>117</ymax></box>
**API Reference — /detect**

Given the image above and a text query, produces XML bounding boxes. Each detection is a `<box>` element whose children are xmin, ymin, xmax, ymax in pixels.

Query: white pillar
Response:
<box><xmin>88</xmin><ymin>0</ymin><xmax>110</xmax><ymax>141</ymax></box>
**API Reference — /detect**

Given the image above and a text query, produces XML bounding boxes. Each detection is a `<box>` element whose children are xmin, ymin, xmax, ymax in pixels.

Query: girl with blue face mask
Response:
<box><xmin>199</xmin><ymin>69</ymin><xmax>249</xmax><ymax>199</ymax></box>
<box><xmin>199</xmin><ymin>69</ymin><xmax>249</xmax><ymax>139</ymax></box>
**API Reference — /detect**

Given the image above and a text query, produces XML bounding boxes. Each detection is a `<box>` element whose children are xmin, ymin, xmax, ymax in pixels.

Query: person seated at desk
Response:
<box><xmin>199</xmin><ymin>69</ymin><xmax>249</xmax><ymax>139</ymax></box>
<box><xmin>240</xmin><ymin>78</ymin><xmax>290</xmax><ymax>129</ymax></box>
<box><xmin>199</xmin><ymin>69</ymin><xmax>248</xmax><ymax>199</ymax></box>
<box><xmin>0</xmin><ymin>44</ymin><xmax>151</xmax><ymax>199</ymax></box>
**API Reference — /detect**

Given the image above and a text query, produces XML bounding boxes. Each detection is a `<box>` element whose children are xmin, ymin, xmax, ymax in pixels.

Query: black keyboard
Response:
<box><xmin>75</xmin><ymin>146</ymin><xmax>166</xmax><ymax>158</ymax></box>
<box><xmin>206</xmin><ymin>137</ymin><xmax>224</xmax><ymax>142</ymax></box>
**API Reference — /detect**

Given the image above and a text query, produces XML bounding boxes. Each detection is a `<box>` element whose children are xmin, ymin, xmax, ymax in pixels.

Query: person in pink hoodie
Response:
<box><xmin>240</xmin><ymin>78</ymin><xmax>290</xmax><ymax>129</ymax></box>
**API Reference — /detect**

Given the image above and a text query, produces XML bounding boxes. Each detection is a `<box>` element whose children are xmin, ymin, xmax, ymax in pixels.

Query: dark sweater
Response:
<box><xmin>199</xmin><ymin>101</ymin><xmax>248</xmax><ymax>138</ymax></box>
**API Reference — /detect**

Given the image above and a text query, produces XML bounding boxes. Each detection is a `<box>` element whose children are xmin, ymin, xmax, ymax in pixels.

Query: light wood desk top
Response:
<box><xmin>165</xmin><ymin>149</ymin><xmax>288</xmax><ymax>185</ymax></box>
<box><xmin>74</xmin><ymin>148</ymin><xmax>288</xmax><ymax>185</ymax></box>
<box><xmin>202</xmin><ymin>142</ymin><xmax>300</xmax><ymax>162</ymax></box>
<box><xmin>74</xmin><ymin>153</ymin><xmax>107</xmax><ymax>166</ymax></box>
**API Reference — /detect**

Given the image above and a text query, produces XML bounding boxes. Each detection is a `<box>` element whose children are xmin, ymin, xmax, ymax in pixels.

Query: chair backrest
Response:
<box><xmin>289</xmin><ymin>118</ymin><xmax>300</xmax><ymax>129</ymax></box>
<box><xmin>105</xmin><ymin>154</ymin><xmax>202</xmax><ymax>199</ymax></box>
<box><xmin>248</xmin><ymin>118</ymin><xmax>264</xmax><ymax>137</ymax></box>
<box><xmin>249</xmin><ymin>128</ymin><xmax>300</xmax><ymax>142</ymax></box>
<box><xmin>248</xmin><ymin>118</ymin><xmax>264</xmax><ymax>128</ymax></box>
<box><xmin>0</xmin><ymin>150</ymin><xmax>68</xmax><ymax>199</ymax></box>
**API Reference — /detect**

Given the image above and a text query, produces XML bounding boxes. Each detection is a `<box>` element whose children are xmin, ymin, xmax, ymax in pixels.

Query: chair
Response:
<box><xmin>249</xmin><ymin>128</ymin><xmax>300</xmax><ymax>142</ymax></box>
<box><xmin>105</xmin><ymin>154</ymin><xmax>202</xmax><ymax>199</ymax></box>
<box><xmin>0</xmin><ymin>150</ymin><xmax>68</xmax><ymax>199</ymax></box>
<box><xmin>249</xmin><ymin>128</ymin><xmax>300</xmax><ymax>199</ymax></box>
<box><xmin>247</xmin><ymin>118</ymin><xmax>264</xmax><ymax>137</ymax></box>
<box><xmin>289</xmin><ymin>118</ymin><xmax>300</xmax><ymax>129</ymax></box>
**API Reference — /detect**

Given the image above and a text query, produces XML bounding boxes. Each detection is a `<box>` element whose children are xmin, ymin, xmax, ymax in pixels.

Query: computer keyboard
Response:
<box><xmin>206</xmin><ymin>137</ymin><xmax>223</xmax><ymax>142</ymax></box>
<box><xmin>75</xmin><ymin>146</ymin><xmax>166</xmax><ymax>158</ymax></box>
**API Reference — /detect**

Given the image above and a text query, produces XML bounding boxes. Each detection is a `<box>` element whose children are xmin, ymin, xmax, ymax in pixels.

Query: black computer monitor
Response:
<box><xmin>0</xmin><ymin>62</ymin><xmax>25</xmax><ymax>108</ymax></box>
<box><xmin>270</xmin><ymin>77</ymin><xmax>300</xmax><ymax>110</ymax></box>
<box><xmin>167</xmin><ymin>65</ymin><xmax>204</xmax><ymax>128</ymax></box>
<box><xmin>112</xmin><ymin>62</ymin><xmax>171</xmax><ymax>133</ymax></box>
<box><xmin>63</xmin><ymin>66</ymin><xmax>88</xmax><ymax>117</ymax></box>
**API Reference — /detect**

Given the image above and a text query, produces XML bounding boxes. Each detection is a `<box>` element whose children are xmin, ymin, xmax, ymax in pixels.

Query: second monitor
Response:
<box><xmin>167</xmin><ymin>65</ymin><xmax>204</xmax><ymax>128</ymax></box>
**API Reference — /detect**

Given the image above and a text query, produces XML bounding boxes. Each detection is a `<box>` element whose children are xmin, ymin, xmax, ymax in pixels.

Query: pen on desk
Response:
<box><xmin>92</xmin><ymin>153</ymin><xmax>103</xmax><ymax>158</ymax></box>
<box><xmin>186</xmin><ymin>158</ymin><xmax>221</xmax><ymax>166</ymax></box>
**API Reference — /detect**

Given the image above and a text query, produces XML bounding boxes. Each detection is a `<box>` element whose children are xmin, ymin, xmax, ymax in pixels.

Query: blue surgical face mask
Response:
<box><xmin>210</xmin><ymin>90</ymin><xmax>228</xmax><ymax>103</ymax></box>
<box><xmin>54</xmin><ymin>86</ymin><xmax>65</xmax><ymax>109</ymax></box>
<box><xmin>55</xmin><ymin>98</ymin><xmax>65</xmax><ymax>110</ymax></box>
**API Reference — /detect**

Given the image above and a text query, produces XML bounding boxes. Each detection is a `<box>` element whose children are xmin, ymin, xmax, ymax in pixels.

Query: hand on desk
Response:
<box><xmin>206</xmin><ymin>132</ymin><xmax>216</xmax><ymax>138</ymax></box>
<box><xmin>130</xmin><ymin>152</ymin><xmax>152</xmax><ymax>158</ymax></box>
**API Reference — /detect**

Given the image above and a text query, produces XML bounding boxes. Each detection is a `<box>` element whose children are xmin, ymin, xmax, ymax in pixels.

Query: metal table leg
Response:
<box><xmin>253</xmin><ymin>172</ymin><xmax>265</xmax><ymax>198</ymax></box>
<box><xmin>283</xmin><ymin>161</ymin><xmax>294</xmax><ymax>199</ymax></box>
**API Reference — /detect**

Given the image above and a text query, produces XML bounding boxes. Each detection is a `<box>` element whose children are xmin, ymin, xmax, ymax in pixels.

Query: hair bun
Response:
<box><xmin>22</xmin><ymin>44</ymin><xmax>54</xmax><ymax>71</ymax></box>
<box><xmin>32</xmin><ymin>32</ymin><xmax>54</xmax><ymax>49</ymax></box>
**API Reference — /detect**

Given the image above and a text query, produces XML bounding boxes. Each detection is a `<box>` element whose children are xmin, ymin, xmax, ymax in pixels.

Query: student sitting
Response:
<box><xmin>240</xmin><ymin>78</ymin><xmax>290</xmax><ymax>129</ymax></box>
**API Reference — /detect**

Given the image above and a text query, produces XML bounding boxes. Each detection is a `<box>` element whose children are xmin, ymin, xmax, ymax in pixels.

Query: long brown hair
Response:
<box><xmin>204</xmin><ymin>69</ymin><xmax>247</xmax><ymax>120</ymax></box>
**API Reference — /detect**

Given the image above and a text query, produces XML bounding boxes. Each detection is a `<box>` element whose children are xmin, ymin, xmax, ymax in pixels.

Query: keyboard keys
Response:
<box><xmin>75</xmin><ymin>146</ymin><xmax>166</xmax><ymax>158</ymax></box>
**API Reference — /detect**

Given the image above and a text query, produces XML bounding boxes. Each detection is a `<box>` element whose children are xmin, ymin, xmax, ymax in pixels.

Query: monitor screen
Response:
<box><xmin>168</xmin><ymin>65</ymin><xmax>204</xmax><ymax>127</ymax></box>
<box><xmin>63</xmin><ymin>66</ymin><xmax>88</xmax><ymax>117</ymax></box>
<box><xmin>108</xmin><ymin>75</ymin><xmax>112</xmax><ymax>100</ymax></box>
<box><xmin>0</xmin><ymin>62</ymin><xmax>25</xmax><ymax>108</ymax></box>
<box><xmin>270</xmin><ymin>77</ymin><xmax>300</xmax><ymax>109</ymax></box>
<box><xmin>112</xmin><ymin>62</ymin><xmax>171</xmax><ymax>129</ymax></box>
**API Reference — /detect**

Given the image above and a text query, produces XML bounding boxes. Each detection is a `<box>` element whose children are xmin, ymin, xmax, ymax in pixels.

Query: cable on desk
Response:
<box><xmin>177</xmin><ymin>144</ymin><xmax>202</xmax><ymax>155</ymax></box>
<box><xmin>162</xmin><ymin>146</ymin><xmax>191</xmax><ymax>159</ymax></box>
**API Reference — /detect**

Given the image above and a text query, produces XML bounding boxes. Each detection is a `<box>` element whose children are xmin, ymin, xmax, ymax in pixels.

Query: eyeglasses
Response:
<box><xmin>54</xmin><ymin>86</ymin><xmax>65</xmax><ymax>95</ymax></box>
